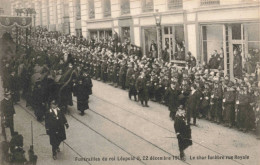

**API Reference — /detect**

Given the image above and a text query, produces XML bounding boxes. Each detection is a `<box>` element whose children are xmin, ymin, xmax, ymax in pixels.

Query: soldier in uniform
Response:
<box><xmin>119</xmin><ymin>60</ymin><xmax>127</xmax><ymax>89</ymax></box>
<box><xmin>101</xmin><ymin>59</ymin><xmax>108</xmax><ymax>82</ymax></box>
<box><xmin>45</xmin><ymin>100</ymin><xmax>69</xmax><ymax>160</ymax></box>
<box><xmin>136</xmin><ymin>72</ymin><xmax>149</xmax><ymax>107</ymax></box>
<box><xmin>236</xmin><ymin>84</ymin><xmax>250</xmax><ymax>132</ymax></box>
<box><xmin>186</xmin><ymin>84</ymin><xmax>202</xmax><ymax>126</ymax></box>
<box><xmin>211</xmin><ymin>77</ymin><xmax>223</xmax><ymax>124</ymax></box>
<box><xmin>1</xmin><ymin>91</ymin><xmax>15</xmax><ymax>139</ymax></box>
<box><xmin>174</xmin><ymin>105</ymin><xmax>192</xmax><ymax>160</ymax></box>
<box><xmin>125</xmin><ymin>62</ymin><xmax>135</xmax><ymax>89</ymax></box>
<box><xmin>128</xmin><ymin>74</ymin><xmax>137</xmax><ymax>101</ymax></box>
<box><xmin>222</xmin><ymin>82</ymin><xmax>236</xmax><ymax>127</ymax></box>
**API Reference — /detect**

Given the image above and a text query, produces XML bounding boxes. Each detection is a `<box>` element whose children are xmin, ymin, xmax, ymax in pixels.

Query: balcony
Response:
<box><xmin>168</xmin><ymin>0</ymin><xmax>183</xmax><ymax>9</ymax></box>
<box><xmin>200</xmin><ymin>0</ymin><xmax>220</xmax><ymax>6</ymax></box>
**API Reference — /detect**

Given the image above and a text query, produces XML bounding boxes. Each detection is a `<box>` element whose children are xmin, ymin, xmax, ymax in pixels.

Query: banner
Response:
<box><xmin>0</xmin><ymin>16</ymin><xmax>32</xmax><ymax>28</ymax></box>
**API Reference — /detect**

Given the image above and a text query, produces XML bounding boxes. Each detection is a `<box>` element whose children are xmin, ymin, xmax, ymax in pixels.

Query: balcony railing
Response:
<box><xmin>200</xmin><ymin>0</ymin><xmax>220</xmax><ymax>6</ymax></box>
<box><xmin>168</xmin><ymin>0</ymin><xmax>183</xmax><ymax>9</ymax></box>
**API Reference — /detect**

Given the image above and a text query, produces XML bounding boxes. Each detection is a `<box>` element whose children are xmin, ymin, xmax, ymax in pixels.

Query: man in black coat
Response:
<box><xmin>186</xmin><ymin>84</ymin><xmax>202</xmax><ymax>125</ymax></box>
<box><xmin>136</xmin><ymin>72</ymin><xmax>149</xmax><ymax>107</ymax></box>
<box><xmin>73</xmin><ymin>76</ymin><xmax>90</xmax><ymax>115</ymax></box>
<box><xmin>174</xmin><ymin>105</ymin><xmax>192</xmax><ymax>160</ymax></box>
<box><xmin>166</xmin><ymin>83</ymin><xmax>180</xmax><ymax>120</ymax></box>
<box><xmin>45</xmin><ymin>100</ymin><xmax>69</xmax><ymax>160</ymax></box>
<box><xmin>1</xmin><ymin>91</ymin><xmax>15</xmax><ymax>139</ymax></box>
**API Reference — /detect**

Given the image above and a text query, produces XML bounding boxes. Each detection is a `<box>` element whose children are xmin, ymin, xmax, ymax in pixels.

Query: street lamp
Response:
<box><xmin>153</xmin><ymin>9</ymin><xmax>162</xmax><ymax>59</ymax></box>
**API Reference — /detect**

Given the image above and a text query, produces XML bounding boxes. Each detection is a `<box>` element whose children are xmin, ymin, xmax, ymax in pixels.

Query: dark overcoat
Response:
<box><xmin>45</xmin><ymin>108</ymin><xmax>67</xmax><ymax>146</ymax></box>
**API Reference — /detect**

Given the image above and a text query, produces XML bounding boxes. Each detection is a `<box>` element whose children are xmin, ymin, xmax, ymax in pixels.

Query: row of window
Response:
<box><xmin>87</xmin><ymin>0</ymin><xmax>221</xmax><ymax>19</ymax></box>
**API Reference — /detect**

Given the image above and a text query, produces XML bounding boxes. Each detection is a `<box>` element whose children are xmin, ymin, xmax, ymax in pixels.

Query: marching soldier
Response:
<box><xmin>45</xmin><ymin>100</ymin><xmax>69</xmax><ymax>160</ymax></box>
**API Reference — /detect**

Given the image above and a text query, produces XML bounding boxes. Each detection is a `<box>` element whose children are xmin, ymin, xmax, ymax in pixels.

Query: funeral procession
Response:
<box><xmin>0</xmin><ymin>0</ymin><xmax>259</xmax><ymax>165</ymax></box>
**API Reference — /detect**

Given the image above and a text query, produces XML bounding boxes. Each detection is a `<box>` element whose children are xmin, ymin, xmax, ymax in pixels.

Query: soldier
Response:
<box><xmin>222</xmin><ymin>82</ymin><xmax>236</xmax><ymax>127</ymax></box>
<box><xmin>211</xmin><ymin>77</ymin><xmax>223</xmax><ymax>124</ymax></box>
<box><xmin>128</xmin><ymin>74</ymin><xmax>137</xmax><ymax>101</ymax></box>
<box><xmin>119</xmin><ymin>60</ymin><xmax>127</xmax><ymax>89</ymax></box>
<box><xmin>136</xmin><ymin>72</ymin><xmax>149</xmax><ymax>107</ymax></box>
<box><xmin>125</xmin><ymin>62</ymin><xmax>134</xmax><ymax>89</ymax></box>
<box><xmin>1</xmin><ymin>90</ymin><xmax>15</xmax><ymax>139</ymax></box>
<box><xmin>236</xmin><ymin>84</ymin><xmax>250</xmax><ymax>132</ymax></box>
<box><xmin>112</xmin><ymin>59</ymin><xmax>120</xmax><ymax>87</ymax></box>
<box><xmin>186</xmin><ymin>84</ymin><xmax>202</xmax><ymax>126</ymax></box>
<box><xmin>201</xmin><ymin>82</ymin><xmax>211</xmax><ymax>119</ymax></box>
<box><xmin>45</xmin><ymin>100</ymin><xmax>69</xmax><ymax>160</ymax></box>
<box><xmin>101</xmin><ymin>59</ymin><xmax>108</xmax><ymax>82</ymax></box>
<box><xmin>174</xmin><ymin>105</ymin><xmax>192</xmax><ymax>160</ymax></box>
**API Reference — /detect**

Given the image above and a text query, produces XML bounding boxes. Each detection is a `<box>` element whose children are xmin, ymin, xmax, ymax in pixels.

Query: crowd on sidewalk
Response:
<box><xmin>1</xmin><ymin>26</ymin><xmax>260</xmax><ymax>140</ymax></box>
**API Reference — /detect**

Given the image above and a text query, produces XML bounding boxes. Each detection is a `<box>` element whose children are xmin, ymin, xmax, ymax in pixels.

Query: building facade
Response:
<box><xmin>10</xmin><ymin>0</ymin><xmax>260</xmax><ymax>78</ymax></box>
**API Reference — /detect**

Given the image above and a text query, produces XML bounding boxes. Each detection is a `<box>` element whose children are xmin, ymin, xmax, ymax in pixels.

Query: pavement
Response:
<box><xmin>1</xmin><ymin>79</ymin><xmax>260</xmax><ymax>165</ymax></box>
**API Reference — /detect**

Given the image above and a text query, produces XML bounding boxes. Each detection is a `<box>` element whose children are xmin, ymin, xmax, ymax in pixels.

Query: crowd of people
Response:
<box><xmin>1</xmin><ymin>26</ymin><xmax>260</xmax><ymax>160</ymax></box>
<box><xmin>2</xmin><ymin>26</ymin><xmax>260</xmax><ymax>134</ymax></box>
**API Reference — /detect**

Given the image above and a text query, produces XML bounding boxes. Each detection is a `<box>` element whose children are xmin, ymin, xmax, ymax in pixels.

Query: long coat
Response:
<box><xmin>166</xmin><ymin>88</ymin><xmax>180</xmax><ymax>117</ymax></box>
<box><xmin>74</xmin><ymin>82</ymin><xmax>89</xmax><ymax>111</ymax></box>
<box><xmin>174</xmin><ymin>115</ymin><xmax>192</xmax><ymax>151</ymax></box>
<box><xmin>1</xmin><ymin>98</ymin><xmax>15</xmax><ymax>128</ymax></box>
<box><xmin>186</xmin><ymin>90</ymin><xmax>202</xmax><ymax>118</ymax></box>
<box><xmin>45</xmin><ymin>108</ymin><xmax>68</xmax><ymax>146</ymax></box>
<box><xmin>223</xmin><ymin>91</ymin><xmax>236</xmax><ymax>123</ymax></box>
<box><xmin>125</xmin><ymin>67</ymin><xmax>134</xmax><ymax>88</ymax></box>
<box><xmin>135</xmin><ymin>76</ymin><xmax>149</xmax><ymax>102</ymax></box>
